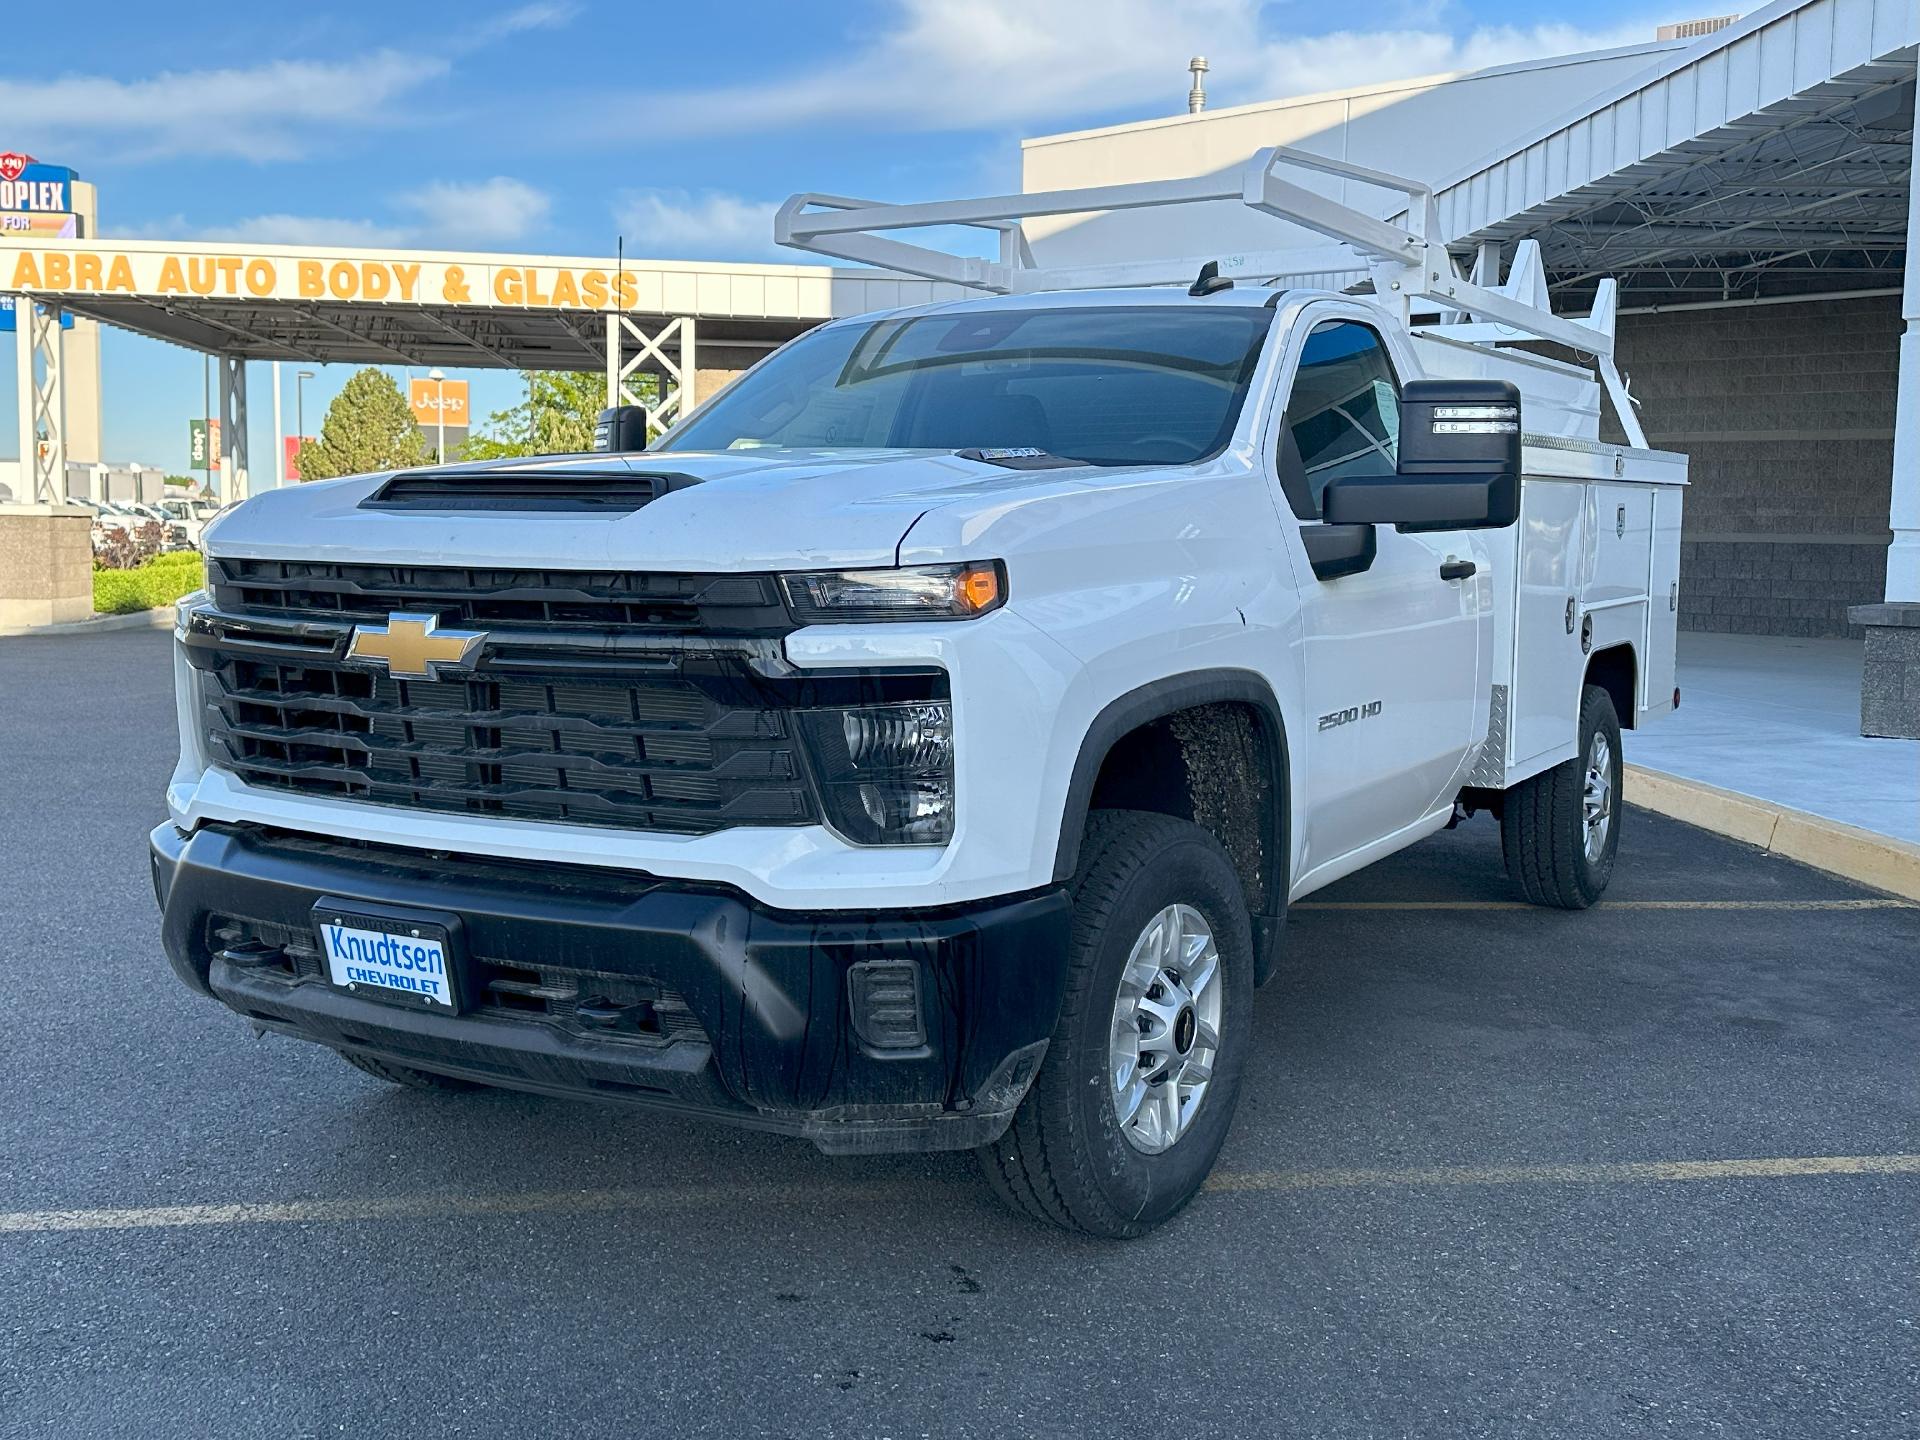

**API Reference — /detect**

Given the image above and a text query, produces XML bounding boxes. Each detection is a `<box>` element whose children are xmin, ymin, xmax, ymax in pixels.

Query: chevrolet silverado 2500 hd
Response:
<box><xmin>151</xmin><ymin>151</ymin><xmax>1684</xmax><ymax>1236</ymax></box>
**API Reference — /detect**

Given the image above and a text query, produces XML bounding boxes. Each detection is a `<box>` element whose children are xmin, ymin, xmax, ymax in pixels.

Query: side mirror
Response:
<box><xmin>593</xmin><ymin>405</ymin><xmax>652</xmax><ymax>453</ymax></box>
<box><xmin>1322</xmin><ymin>380</ymin><xmax>1520</xmax><ymax>532</ymax></box>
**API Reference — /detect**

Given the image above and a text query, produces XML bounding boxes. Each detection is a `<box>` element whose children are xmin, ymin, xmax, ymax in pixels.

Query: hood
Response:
<box><xmin>202</xmin><ymin>449</ymin><xmax>1104</xmax><ymax>573</ymax></box>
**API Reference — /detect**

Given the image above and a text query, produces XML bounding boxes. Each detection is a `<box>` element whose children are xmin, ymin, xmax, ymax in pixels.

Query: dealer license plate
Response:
<box><xmin>315</xmin><ymin>904</ymin><xmax>459</xmax><ymax>1012</ymax></box>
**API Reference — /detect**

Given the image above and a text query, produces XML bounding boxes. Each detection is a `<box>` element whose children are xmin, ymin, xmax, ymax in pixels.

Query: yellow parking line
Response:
<box><xmin>4</xmin><ymin>1154</ymin><xmax>1914</xmax><ymax>1235</ymax></box>
<box><xmin>1204</xmin><ymin>1153</ymin><xmax>1920</xmax><ymax>1191</ymax></box>
<box><xmin>1293</xmin><ymin>899</ymin><xmax>1916</xmax><ymax>911</ymax></box>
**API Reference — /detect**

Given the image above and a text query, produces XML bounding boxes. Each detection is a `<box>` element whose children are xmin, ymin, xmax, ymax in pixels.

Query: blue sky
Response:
<box><xmin>2</xmin><ymin>0</ymin><xmax>1660</xmax><ymax>480</ymax></box>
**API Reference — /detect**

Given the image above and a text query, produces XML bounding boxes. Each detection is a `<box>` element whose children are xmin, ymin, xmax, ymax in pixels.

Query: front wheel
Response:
<box><xmin>979</xmin><ymin>811</ymin><xmax>1254</xmax><ymax>1238</ymax></box>
<box><xmin>1501</xmin><ymin>683</ymin><xmax>1623</xmax><ymax>908</ymax></box>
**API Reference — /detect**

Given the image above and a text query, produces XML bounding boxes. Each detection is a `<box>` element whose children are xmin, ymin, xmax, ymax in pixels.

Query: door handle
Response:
<box><xmin>1440</xmin><ymin>559</ymin><xmax>1477</xmax><ymax>581</ymax></box>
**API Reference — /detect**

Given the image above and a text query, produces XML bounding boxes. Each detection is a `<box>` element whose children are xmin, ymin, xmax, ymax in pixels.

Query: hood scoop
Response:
<box><xmin>361</xmin><ymin>467</ymin><xmax>702</xmax><ymax>514</ymax></box>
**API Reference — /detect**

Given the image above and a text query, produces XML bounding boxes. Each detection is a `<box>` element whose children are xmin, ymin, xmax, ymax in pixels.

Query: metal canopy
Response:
<box><xmin>42</xmin><ymin>291</ymin><xmax>818</xmax><ymax>375</ymax></box>
<box><xmin>1434</xmin><ymin>0</ymin><xmax>1919</xmax><ymax>306</ymax></box>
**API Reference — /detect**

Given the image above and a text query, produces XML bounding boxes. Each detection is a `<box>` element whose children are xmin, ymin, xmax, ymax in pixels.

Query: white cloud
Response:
<box><xmin>613</xmin><ymin>189</ymin><xmax>785</xmax><ymax>261</ymax></box>
<box><xmin>116</xmin><ymin>177</ymin><xmax>553</xmax><ymax>252</ymax></box>
<box><xmin>197</xmin><ymin>214</ymin><xmax>415</xmax><ymax>247</ymax></box>
<box><xmin>398</xmin><ymin>178</ymin><xmax>552</xmax><ymax>246</ymax></box>
<box><xmin>619</xmin><ymin>0</ymin><xmax>1656</xmax><ymax>138</ymax></box>
<box><xmin>0</xmin><ymin>52</ymin><xmax>447</xmax><ymax>162</ymax></box>
<box><xmin>468</xmin><ymin>1</ymin><xmax>580</xmax><ymax>47</ymax></box>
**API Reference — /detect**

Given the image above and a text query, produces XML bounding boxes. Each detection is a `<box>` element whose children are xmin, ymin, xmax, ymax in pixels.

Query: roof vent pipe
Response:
<box><xmin>1188</xmin><ymin>56</ymin><xmax>1209</xmax><ymax>113</ymax></box>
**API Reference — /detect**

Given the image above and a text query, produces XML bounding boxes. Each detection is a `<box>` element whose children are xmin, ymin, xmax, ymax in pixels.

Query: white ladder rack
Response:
<box><xmin>776</xmin><ymin>146</ymin><xmax>1644</xmax><ymax>448</ymax></box>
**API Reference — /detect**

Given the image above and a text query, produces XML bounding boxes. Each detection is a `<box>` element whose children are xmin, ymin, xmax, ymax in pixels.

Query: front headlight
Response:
<box><xmin>799</xmin><ymin>699</ymin><xmax>954</xmax><ymax>845</ymax></box>
<box><xmin>782</xmin><ymin>561</ymin><xmax>1005</xmax><ymax>624</ymax></box>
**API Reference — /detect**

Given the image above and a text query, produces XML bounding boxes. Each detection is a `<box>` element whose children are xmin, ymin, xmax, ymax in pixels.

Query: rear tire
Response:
<box><xmin>979</xmin><ymin>810</ymin><xmax>1254</xmax><ymax>1238</ymax></box>
<box><xmin>1501</xmin><ymin>683</ymin><xmax>1623</xmax><ymax>909</ymax></box>
<box><xmin>336</xmin><ymin>1050</ymin><xmax>483</xmax><ymax>1092</ymax></box>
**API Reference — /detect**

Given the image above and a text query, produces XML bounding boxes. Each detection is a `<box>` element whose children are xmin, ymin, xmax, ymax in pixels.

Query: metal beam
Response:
<box><xmin>288</xmin><ymin>307</ymin><xmax>430</xmax><ymax>367</ymax></box>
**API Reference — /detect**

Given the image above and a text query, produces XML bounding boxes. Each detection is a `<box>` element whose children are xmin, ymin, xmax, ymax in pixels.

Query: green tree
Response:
<box><xmin>461</xmin><ymin>370</ymin><xmax>662</xmax><ymax>460</ymax></box>
<box><xmin>296</xmin><ymin>368</ymin><xmax>432</xmax><ymax>480</ymax></box>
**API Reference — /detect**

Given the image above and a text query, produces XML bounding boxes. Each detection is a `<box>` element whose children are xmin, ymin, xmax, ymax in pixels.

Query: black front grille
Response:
<box><xmin>207</xmin><ymin>556</ymin><xmax>794</xmax><ymax>635</ymax></box>
<box><xmin>191</xmin><ymin>557</ymin><xmax>945</xmax><ymax>836</ymax></box>
<box><xmin>195</xmin><ymin>650</ymin><xmax>818</xmax><ymax>833</ymax></box>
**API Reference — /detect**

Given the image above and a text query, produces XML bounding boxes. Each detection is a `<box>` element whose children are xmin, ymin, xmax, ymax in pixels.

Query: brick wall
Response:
<box><xmin>1602</xmin><ymin>294</ymin><xmax>1898</xmax><ymax>638</ymax></box>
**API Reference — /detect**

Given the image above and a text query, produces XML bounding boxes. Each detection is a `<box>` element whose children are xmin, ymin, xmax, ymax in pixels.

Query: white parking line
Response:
<box><xmin>4</xmin><ymin>1154</ymin><xmax>1914</xmax><ymax>1235</ymax></box>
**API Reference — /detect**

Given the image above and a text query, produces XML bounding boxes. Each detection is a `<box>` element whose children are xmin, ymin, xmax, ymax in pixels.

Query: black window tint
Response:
<box><xmin>1276</xmin><ymin>321</ymin><xmax>1401</xmax><ymax>518</ymax></box>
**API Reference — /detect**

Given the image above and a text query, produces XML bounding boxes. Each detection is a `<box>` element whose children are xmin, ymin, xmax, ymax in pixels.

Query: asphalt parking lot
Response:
<box><xmin>2</xmin><ymin>627</ymin><xmax>1916</xmax><ymax>1439</ymax></box>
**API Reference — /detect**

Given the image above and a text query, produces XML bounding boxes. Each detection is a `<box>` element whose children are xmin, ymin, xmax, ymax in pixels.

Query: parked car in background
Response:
<box><xmin>160</xmin><ymin>496</ymin><xmax>224</xmax><ymax>550</ymax></box>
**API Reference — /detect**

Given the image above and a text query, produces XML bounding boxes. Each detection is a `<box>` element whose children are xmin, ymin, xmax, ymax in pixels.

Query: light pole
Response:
<box><xmin>295</xmin><ymin>370</ymin><xmax>315</xmax><ymax>479</ymax></box>
<box><xmin>428</xmin><ymin>368</ymin><xmax>447</xmax><ymax>463</ymax></box>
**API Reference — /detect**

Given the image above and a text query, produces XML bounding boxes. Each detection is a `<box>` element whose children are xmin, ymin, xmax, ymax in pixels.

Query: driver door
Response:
<box><xmin>1273</xmin><ymin>315</ymin><xmax>1490</xmax><ymax>879</ymax></box>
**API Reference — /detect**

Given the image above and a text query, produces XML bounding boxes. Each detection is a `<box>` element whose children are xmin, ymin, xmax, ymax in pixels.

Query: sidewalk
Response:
<box><xmin>1625</xmin><ymin>632</ymin><xmax>1920</xmax><ymax>845</ymax></box>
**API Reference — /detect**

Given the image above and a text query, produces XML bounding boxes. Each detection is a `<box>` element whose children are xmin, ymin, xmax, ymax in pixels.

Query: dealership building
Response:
<box><xmin>3</xmin><ymin>0</ymin><xmax>1919</xmax><ymax>737</ymax></box>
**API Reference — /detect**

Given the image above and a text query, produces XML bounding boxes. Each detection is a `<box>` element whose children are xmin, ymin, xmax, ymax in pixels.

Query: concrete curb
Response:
<box><xmin>1627</xmin><ymin>763</ymin><xmax>1920</xmax><ymax>902</ymax></box>
<box><xmin>0</xmin><ymin>605</ymin><xmax>176</xmax><ymax>639</ymax></box>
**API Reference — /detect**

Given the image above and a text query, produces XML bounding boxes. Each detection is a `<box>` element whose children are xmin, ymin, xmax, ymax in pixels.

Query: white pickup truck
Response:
<box><xmin>151</xmin><ymin>152</ymin><xmax>1684</xmax><ymax>1236</ymax></box>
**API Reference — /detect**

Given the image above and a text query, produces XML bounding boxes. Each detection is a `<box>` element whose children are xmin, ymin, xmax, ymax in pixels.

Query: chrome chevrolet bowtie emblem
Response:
<box><xmin>345</xmin><ymin>612</ymin><xmax>485</xmax><ymax>679</ymax></box>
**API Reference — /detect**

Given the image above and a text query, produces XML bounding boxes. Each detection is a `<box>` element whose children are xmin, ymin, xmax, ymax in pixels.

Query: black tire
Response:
<box><xmin>978</xmin><ymin>810</ymin><xmax>1254</xmax><ymax>1238</ymax></box>
<box><xmin>336</xmin><ymin>1050</ymin><xmax>483</xmax><ymax>1092</ymax></box>
<box><xmin>1501</xmin><ymin>683</ymin><xmax>1623</xmax><ymax>909</ymax></box>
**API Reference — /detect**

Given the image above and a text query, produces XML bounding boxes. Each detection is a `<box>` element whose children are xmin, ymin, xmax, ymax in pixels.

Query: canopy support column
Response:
<box><xmin>217</xmin><ymin>356</ymin><xmax>249</xmax><ymax>502</ymax></box>
<box><xmin>1848</xmin><ymin>163</ymin><xmax>1920</xmax><ymax>737</ymax></box>
<box><xmin>605</xmin><ymin>314</ymin><xmax>696</xmax><ymax>429</ymax></box>
<box><xmin>14</xmin><ymin>299</ymin><xmax>66</xmax><ymax>503</ymax></box>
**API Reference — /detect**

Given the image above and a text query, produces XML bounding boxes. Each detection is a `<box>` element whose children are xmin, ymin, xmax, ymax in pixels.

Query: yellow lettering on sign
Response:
<box><xmin>244</xmin><ymin>259</ymin><xmax>274</xmax><ymax>297</ymax></box>
<box><xmin>493</xmin><ymin>268</ymin><xmax>524</xmax><ymax>305</ymax></box>
<box><xmin>442</xmin><ymin>265</ymin><xmax>470</xmax><ymax>303</ymax></box>
<box><xmin>8</xmin><ymin>254</ymin><xmax>39</xmax><ymax>289</ymax></box>
<box><xmin>214</xmin><ymin>257</ymin><xmax>243</xmax><ymax>293</ymax></box>
<box><xmin>328</xmin><ymin>262</ymin><xmax>357</xmax><ymax>299</ymax></box>
<box><xmin>614</xmin><ymin>272</ymin><xmax>637</xmax><ymax>310</ymax></box>
<box><xmin>106</xmin><ymin>256</ymin><xmax>135</xmax><ymax>292</ymax></box>
<box><xmin>361</xmin><ymin>264</ymin><xmax>390</xmax><ymax>301</ymax></box>
<box><xmin>156</xmin><ymin>257</ymin><xmax>187</xmax><ymax>294</ymax></box>
<box><xmin>297</xmin><ymin>260</ymin><xmax>325</xmax><ymax>298</ymax></box>
<box><xmin>550</xmin><ymin>270</ymin><xmax>580</xmax><ymax>308</ymax></box>
<box><xmin>42</xmin><ymin>254</ymin><xmax>71</xmax><ymax>289</ymax></box>
<box><xmin>392</xmin><ymin>263</ymin><xmax>420</xmax><ymax>302</ymax></box>
<box><xmin>185</xmin><ymin>258</ymin><xmax>217</xmax><ymax>296</ymax></box>
<box><xmin>580</xmin><ymin>272</ymin><xmax>608</xmax><ymax>309</ymax></box>
<box><xmin>74</xmin><ymin>254</ymin><xmax>102</xmax><ymax>290</ymax></box>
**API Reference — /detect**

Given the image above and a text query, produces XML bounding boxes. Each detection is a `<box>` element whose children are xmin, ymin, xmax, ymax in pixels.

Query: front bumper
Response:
<box><xmin>151</xmin><ymin>823</ymin><xmax>1070</xmax><ymax>1153</ymax></box>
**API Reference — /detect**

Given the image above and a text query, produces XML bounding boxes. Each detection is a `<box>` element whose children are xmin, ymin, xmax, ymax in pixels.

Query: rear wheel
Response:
<box><xmin>336</xmin><ymin>1050</ymin><xmax>483</xmax><ymax>1092</ymax></box>
<box><xmin>1501</xmin><ymin>683</ymin><xmax>1623</xmax><ymax>908</ymax></box>
<box><xmin>979</xmin><ymin>811</ymin><xmax>1254</xmax><ymax>1238</ymax></box>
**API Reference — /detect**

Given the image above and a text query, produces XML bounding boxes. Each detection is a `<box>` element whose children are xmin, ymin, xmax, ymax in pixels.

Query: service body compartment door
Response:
<box><xmin>1645</xmin><ymin>485</ymin><xmax>1683</xmax><ymax>715</ymax></box>
<box><xmin>1585</xmin><ymin>484</ymin><xmax>1654</xmax><ymax>604</ymax></box>
<box><xmin>1508</xmin><ymin>477</ymin><xmax>1588</xmax><ymax>771</ymax></box>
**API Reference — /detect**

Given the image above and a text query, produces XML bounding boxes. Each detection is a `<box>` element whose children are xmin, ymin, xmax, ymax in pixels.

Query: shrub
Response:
<box><xmin>94</xmin><ymin>554</ymin><xmax>206</xmax><ymax>615</ymax></box>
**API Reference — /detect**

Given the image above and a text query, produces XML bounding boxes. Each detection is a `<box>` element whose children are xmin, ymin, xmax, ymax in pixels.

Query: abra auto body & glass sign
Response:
<box><xmin>0</xmin><ymin>244</ymin><xmax>756</xmax><ymax>315</ymax></box>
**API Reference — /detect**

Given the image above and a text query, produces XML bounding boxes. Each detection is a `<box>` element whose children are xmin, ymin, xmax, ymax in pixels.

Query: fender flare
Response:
<box><xmin>1050</xmin><ymin>668</ymin><xmax>1292</xmax><ymax>916</ymax></box>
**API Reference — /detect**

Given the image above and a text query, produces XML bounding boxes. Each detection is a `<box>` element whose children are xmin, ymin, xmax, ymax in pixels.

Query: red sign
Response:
<box><xmin>0</xmin><ymin>153</ymin><xmax>33</xmax><ymax>183</ymax></box>
<box><xmin>284</xmin><ymin>435</ymin><xmax>315</xmax><ymax>482</ymax></box>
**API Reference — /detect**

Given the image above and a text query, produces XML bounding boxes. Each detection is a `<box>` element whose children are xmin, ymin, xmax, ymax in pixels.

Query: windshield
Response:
<box><xmin>660</xmin><ymin>305</ymin><xmax>1273</xmax><ymax>467</ymax></box>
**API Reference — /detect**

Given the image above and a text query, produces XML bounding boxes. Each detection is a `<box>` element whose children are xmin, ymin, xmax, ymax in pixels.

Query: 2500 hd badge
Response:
<box><xmin>1318</xmin><ymin>700</ymin><xmax>1383</xmax><ymax>731</ymax></box>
